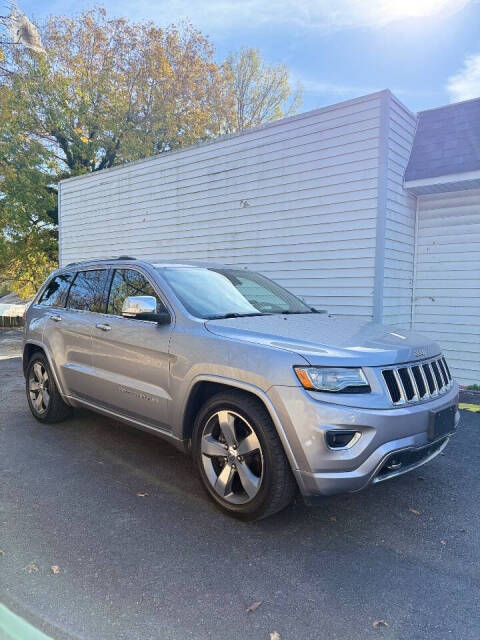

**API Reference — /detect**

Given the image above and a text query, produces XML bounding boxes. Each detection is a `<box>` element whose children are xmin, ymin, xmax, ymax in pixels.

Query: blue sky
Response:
<box><xmin>22</xmin><ymin>0</ymin><xmax>480</xmax><ymax>114</ymax></box>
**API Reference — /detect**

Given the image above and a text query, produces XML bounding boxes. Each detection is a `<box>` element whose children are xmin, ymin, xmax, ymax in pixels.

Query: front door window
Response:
<box><xmin>107</xmin><ymin>269</ymin><xmax>165</xmax><ymax>316</ymax></box>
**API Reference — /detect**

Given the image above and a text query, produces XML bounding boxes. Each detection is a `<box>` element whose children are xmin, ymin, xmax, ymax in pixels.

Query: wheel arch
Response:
<box><xmin>23</xmin><ymin>342</ymin><xmax>46</xmax><ymax>376</ymax></box>
<box><xmin>23</xmin><ymin>341</ymin><xmax>66</xmax><ymax>397</ymax></box>
<box><xmin>181</xmin><ymin>375</ymin><xmax>300</xmax><ymax>472</ymax></box>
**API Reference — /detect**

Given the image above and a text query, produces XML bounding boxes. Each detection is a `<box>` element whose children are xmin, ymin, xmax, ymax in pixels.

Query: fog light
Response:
<box><xmin>386</xmin><ymin>458</ymin><xmax>402</xmax><ymax>471</ymax></box>
<box><xmin>326</xmin><ymin>430</ymin><xmax>360</xmax><ymax>449</ymax></box>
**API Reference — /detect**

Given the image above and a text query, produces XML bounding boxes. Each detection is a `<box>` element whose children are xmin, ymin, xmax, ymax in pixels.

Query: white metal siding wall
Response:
<box><xmin>382</xmin><ymin>94</ymin><xmax>417</xmax><ymax>327</ymax></box>
<box><xmin>60</xmin><ymin>93</ymin><xmax>383</xmax><ymax>318</ymax></box>
<box><xmin>413</xmin><ymin>189</ymin><xmax>480</xmax><ymax>385</ymax></box>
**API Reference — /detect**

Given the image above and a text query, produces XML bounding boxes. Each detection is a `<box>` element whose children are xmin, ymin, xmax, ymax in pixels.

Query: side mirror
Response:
<box><xmin>121</xmin><ymin>296</ymin><xmax>171</xmax><ymax>325</ymax></box>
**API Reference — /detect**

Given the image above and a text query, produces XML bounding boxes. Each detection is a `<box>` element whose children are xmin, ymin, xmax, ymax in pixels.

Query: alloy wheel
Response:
<box><xmin>29</xmin><ymin>362</ymin><xmax>50</xmax><ymax>415</ymax></box>
<box><xmin>201</xmin><ymin>410</ymin><xmax>264</xmax><ymax>504</ymax></box>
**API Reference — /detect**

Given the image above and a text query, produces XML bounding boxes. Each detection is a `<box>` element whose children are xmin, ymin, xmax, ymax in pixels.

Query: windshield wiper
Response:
<box><xmin>209</xmin><ymin>312</ymin><xmax>271</xmax><ymax>319</ymax></box>
<box><xmin>276</xmin><ymin>309</ymin><xmax>318</xmax><ymax>315</ymax></box>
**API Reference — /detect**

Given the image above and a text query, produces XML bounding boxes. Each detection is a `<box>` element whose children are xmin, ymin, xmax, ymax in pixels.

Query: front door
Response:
<box><xmin>89</xmin><ymin>267</ymin><xmax>173</xmax><ymax>430</ymax></box>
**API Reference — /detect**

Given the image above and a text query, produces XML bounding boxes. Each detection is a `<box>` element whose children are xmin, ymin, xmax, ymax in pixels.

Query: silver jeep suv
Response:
<box><xmin>23</xmin><ymin>258</ymin><xmax>459</xmax><ymax>520</ymax></box>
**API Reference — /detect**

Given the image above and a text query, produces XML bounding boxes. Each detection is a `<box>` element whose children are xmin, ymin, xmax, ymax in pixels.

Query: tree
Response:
<box><xmin>7</xmin><ymin>8</ymin><xmax>233</xmax><ymax>173</ymax></box>
<box><xmin>0</xmin><ymin>8</ymin><xmax>234</xmax><ymax>297</ymax></box>
<box><xmin>0</xmin><ymin>11</ymin><xmax>301</xmax><ymax>298</ymax></box>
<box><xmin>0</xmin><ymin>6</ymin><xmax>53</xmax><ymax>296</ymax></box>
<box><xmin>224</xmin><ymin>48</ymin><xmax>302</xmax><ymax>132</ymax></box>
<box><xmin>0</xmin><ymin>86</ymin><xmax>58</xmax><ymax>297</ymax></box>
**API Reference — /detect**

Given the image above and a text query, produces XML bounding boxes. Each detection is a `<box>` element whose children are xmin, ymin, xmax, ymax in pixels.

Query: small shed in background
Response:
<box><xmin>0</xmin><ymin>293</ymin><xmax>28</xmax><ymax>327</ymax></box>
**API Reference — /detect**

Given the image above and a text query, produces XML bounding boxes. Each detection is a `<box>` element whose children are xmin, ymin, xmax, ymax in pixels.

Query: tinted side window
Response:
<box><xmin>38</xmin><ymin>273</ymin><xmax>74</xmax><ymax>308</ymax></box>
<box><xmin>66</xmin><ymin>270</ymin><xmax>109</xmax><ymax>313</ymax></box>
<box><xmin>107</xmin><ymin>269</ymin><xmax>164</xmax><ymax>316</ymax></box>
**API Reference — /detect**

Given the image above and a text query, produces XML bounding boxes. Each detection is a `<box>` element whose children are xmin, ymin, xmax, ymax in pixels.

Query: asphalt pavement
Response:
<box><xmin>1</xmin><ymin>328</ymin><xmax>479</xmax><ymax>640</ymax></box>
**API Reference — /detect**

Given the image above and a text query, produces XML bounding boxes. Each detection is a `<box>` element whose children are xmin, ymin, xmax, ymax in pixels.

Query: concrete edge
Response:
<box><xmin>0</xmin><ymin>604</ymin><xmax>55</xmax><ymax>640</ymax></box>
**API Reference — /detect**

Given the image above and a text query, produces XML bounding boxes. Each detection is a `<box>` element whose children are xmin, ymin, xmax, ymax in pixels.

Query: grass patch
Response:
<box><xmin>459</xmin><ymin>403</ymin><xmax>480</xmax><ymax>412</ymax></box>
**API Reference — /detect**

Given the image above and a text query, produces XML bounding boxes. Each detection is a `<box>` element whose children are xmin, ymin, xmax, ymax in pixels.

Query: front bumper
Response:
<box><xmin>268</xmin><ymin>383</ymin><xmax>460</xmax><ymax>496</ymax></box>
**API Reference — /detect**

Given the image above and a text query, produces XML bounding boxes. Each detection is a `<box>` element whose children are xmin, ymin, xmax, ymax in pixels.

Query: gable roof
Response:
<box><xmin>405</xmin><ymin>97</ymin><xmax>480</xmax><ymax>183</ymax></box>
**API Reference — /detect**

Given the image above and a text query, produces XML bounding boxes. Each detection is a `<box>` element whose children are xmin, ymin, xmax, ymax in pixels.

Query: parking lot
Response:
<box><xmin>1</xmin><ymin>327</ymin><xmax>479</xmax><ymax>640</ymax></box>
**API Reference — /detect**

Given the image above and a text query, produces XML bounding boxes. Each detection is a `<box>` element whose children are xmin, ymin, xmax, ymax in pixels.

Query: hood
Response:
<box><xmin>205</xmin><ymin>314</ymin><xmax>441</xmax><ymax>367</ymax></box>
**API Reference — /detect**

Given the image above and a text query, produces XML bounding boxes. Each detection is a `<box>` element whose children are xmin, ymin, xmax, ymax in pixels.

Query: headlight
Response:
<box><xmin>294</xmin><ymin>366</ymin><xmax>370</xmax><ymax>393</ymax></box>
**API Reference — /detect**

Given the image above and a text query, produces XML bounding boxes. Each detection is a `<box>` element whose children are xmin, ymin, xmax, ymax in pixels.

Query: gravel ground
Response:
<box><xmin>1</xmin><ymin>328</ymin><xmax>479</xmax><ymax>640</ymax></box>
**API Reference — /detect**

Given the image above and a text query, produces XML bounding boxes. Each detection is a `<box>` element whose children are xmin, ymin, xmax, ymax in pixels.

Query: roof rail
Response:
<box><xmin>64</xmin><ymin>256</ymin><xmax>137</xmax><ymax>267</ymax></box>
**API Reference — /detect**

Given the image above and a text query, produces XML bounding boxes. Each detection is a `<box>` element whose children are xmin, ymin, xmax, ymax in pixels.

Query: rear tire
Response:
<box><xmin>193</xmin><ymin>390</ymin><xmax>296</xmax><ymax>521</ymax></box>
<box><xmin>26</xmin><ymin>353</ymin><xmax>73</xmax><ymax>423</ymax></box>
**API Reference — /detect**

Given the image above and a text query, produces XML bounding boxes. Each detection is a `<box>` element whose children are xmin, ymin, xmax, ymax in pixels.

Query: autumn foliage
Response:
<box><xmin>0</xmin><ymin>8</ymin><xmax>300</xmax><ymax>297</ymax></box>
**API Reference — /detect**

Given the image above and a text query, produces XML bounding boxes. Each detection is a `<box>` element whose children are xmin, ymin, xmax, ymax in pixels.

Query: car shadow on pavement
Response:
<box><xmin>61</xmin><ymin>400</ymin><xmax>469</xmax><ymax>539</ymax></box>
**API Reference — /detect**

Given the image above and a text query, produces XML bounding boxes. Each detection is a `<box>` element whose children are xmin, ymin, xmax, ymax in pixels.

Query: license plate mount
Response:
<box><xmin>428</xmin><ymin>405</ymin><xmax>456</xmax><ymax>441</ymax></box>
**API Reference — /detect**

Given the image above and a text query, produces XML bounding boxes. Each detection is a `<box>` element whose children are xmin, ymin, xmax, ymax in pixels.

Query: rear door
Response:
<box><xmin>89</xmin><ymin>267</ymin><xmax>173</xmax><ymax>430</ymax></box>
<box><xmin>42</xmin><ymin>268</ymin><xmax>110</xmax><ymax>401</ymax></box>
<box><xmin>34</xmin><ymin>271</ymin><xmax>75</xmax><ymax>389</ymax></box>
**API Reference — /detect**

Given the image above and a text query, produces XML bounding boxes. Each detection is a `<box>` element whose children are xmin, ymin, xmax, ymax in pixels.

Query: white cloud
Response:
<box><xmin>447</xmin><ymin>53</ymin><xmax>480</xmax><ymax>102</ymax></box>
<box><xmin>300</xmin><ymin>79</ymin><xmax>379</xmax><ymax>97</ymax></box>
<box><xmin>116</xmin><ymin>0</ymin><xmax>471</xmax><ymax>32</ymax></box>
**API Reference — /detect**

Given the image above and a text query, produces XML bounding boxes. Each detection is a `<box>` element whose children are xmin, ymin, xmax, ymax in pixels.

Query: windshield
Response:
<box><xmin>156</xmin><ymin>266</ymin><xmax>314</xmax><ymax>319</ymax></box>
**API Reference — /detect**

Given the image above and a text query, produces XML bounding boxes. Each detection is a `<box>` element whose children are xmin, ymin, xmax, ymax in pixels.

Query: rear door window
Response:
<box><xmin>66</xmin><ymin>270</ymin><xmax>109</xmax><ymax>313</ymax></box>
<box><xmin>107</xmin><ymin>269</ymin><xmax>164</xmax><ymax>316</ymax></box>
<box><xmin>38</xmin><ymin>273</ymin><xmax>74</xmax><ymax>308</ymax></box>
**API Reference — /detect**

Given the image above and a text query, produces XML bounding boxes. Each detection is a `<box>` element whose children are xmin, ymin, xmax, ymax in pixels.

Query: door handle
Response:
<box><xmin>96</xmin><ymin>323</ymin><xmax>111</xmax><ymax>332</ymax></box>
<box><xmin>49</xmin><ymin>314</ymin><xmax>62</xmax><ymax>322</ymax></box>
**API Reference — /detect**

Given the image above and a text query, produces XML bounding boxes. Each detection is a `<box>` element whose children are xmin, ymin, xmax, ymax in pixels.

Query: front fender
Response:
<box><xmin>179</xmin><ymin>373</ymin><xmax>302</xmax><ymax>473</ymax></box>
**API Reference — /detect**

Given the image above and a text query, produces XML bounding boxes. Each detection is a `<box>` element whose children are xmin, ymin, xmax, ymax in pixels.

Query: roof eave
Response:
<box><xmin>404</xmin><ymin>168</ymin><xmax>480</xmax><ymax>195</ymax></box>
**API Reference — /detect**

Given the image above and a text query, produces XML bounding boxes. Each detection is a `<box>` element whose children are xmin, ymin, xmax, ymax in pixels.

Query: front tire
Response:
<box><xmin>26</xmin><ymin>353</ymin><xmax>73</xmax><ymax>423</ymax></box>
<box><xmin>192</xmin><ymin>390</ymin><xmax>296</xmax><ymax>521</ymax></box>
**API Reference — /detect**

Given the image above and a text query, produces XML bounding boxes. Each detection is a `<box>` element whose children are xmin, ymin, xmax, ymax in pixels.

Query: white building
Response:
<box><xmin>58</xmin><ymin>90</ymin><xmax>480</xmax><ymax>385</ymax></box>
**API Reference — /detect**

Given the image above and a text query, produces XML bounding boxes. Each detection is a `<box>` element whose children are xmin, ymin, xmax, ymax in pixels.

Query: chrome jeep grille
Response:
<box><xmin>382</xmin><ymin>356</ymin><xmax>453</xmax><ymax>405</ymax></box>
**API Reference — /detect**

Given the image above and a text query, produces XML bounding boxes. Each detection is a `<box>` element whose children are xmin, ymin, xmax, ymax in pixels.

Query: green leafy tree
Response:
<box><xmin>0</xmin><ymin>86</ymin><xmax>58</xmax><ymax>297</ymax></box>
